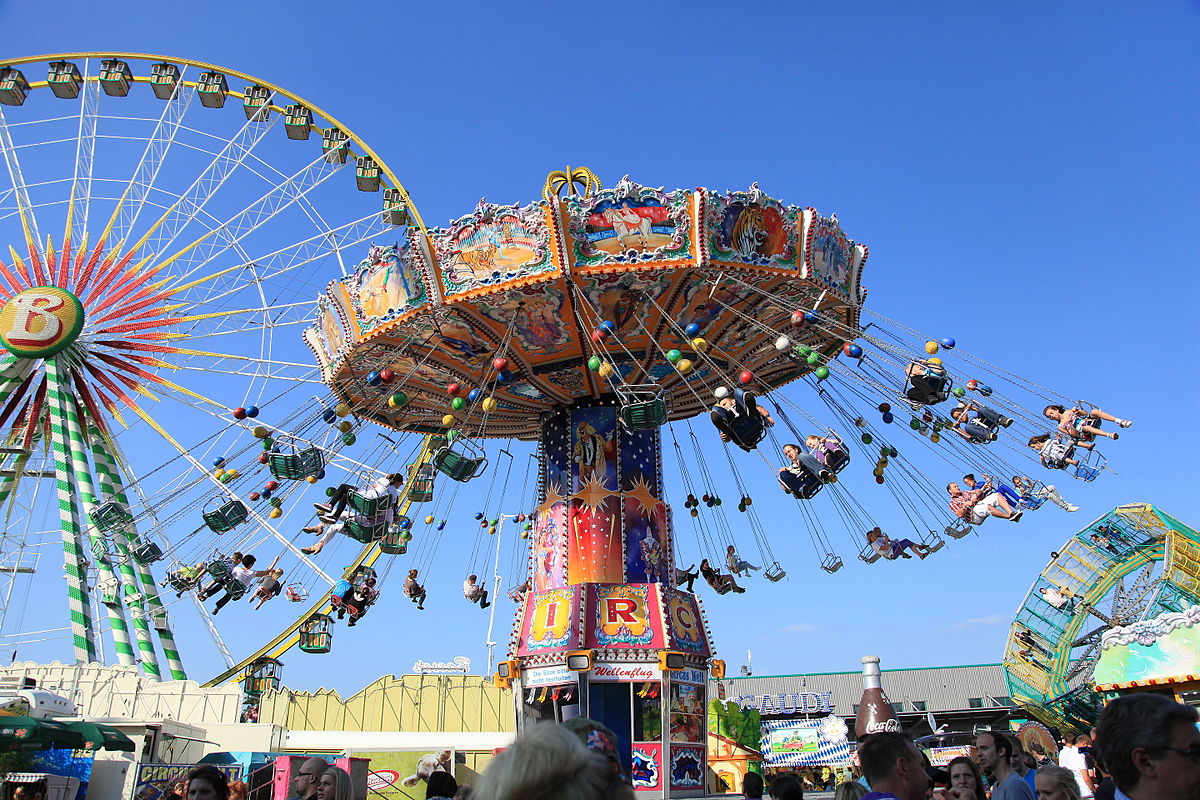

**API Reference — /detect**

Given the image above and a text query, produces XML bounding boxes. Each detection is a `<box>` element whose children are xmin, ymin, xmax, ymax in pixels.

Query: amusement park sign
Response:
<box><xmin>412</xmin><ymin>656</ymin><xmax>471</xmax><ymax>674</ymax></box>
<box><xmin>736</xmin><ymin>692</ymin><xmax>834</xmax><ymax>715</ymax></box>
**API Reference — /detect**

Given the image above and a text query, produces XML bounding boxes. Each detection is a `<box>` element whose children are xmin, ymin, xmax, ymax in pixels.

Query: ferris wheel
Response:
<box><xmin>1002</xmin><ymin>503</ymin><xmax>1200</xmax><ymax>733</ymax></box>
<box><xmin>0</xmin><ymin>52</ymin><xmax>426</xmax><ymax>679</ymax></box>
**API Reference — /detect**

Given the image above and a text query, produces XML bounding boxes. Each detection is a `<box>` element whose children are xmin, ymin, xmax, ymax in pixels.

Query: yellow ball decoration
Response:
<box><xmin>337</xmin><ymin>420</ymin><xmax>352</xmax><ymax>433</ymax></box>
<box><xmin>225</xmin><ymin>469</ymin><xmax>239</xmax><ymax>480</ymax></box>
<box><xmin>442</xmin><ymin>414</ymin><xmax>456</xmax><ymax>427</ymax></box>
<box><xmin>928</xmin><ymin>357</ymin><xmax>943</xmax><ymax>366</ymax></box>
<box><xmin>213</xmin><ymin>469</ymin><xmax>226</xmax><ymax>479</ymax></box>
<box><xmin>930</xmin><ymin>432</ymin><xmax>941</xmax><ymax>443</ymax></box>
<box><xmin>335</xmin><ymin>403</ymin><xmax>351</xmax><ymax>417</ymax></box>
<box><xmin>691</xmin><ymin>337</ymin><xmax>708</xmax><ymax>352</ymax></box>
<box><xmin>481</xmin><ymin>397</ymin><xmax>496</xmax><ymax>412</ymax></box>
<box><xmin>597</xmin><ymin>362</ymin><xmax>614</xmax><ymax>378</ymax></box>
<box><xmin>269</xmin><ymin>507</ymin><xmax>283</xmax><ymax>519</ymax></box>
<box><xmin>677</xmin><ymin>358</ymin><xmax>694</xmax><ymax>374</ymax></box>
<box><xmin>425</xmin><ymin>515</ymin><xmax>435</xmax><ymax>524</ymax></box>
<box><xmin>252</xmin><ymin>426</ymin><xmax>269</xmax><ymax>439</ymax></box>
<box><xmin>925</xmin><ymin>341</ymin><xmax>939</xmax><ymax>354</ymax></box>
<box><xmin>307</xmin><ymin>475</ymin><xmax>318</xmax><ymax>484</ymax></box>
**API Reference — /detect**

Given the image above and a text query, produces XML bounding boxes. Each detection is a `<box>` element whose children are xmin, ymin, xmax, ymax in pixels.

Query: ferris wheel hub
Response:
<box><xmin>0</xmin><ymin>286</ymin><xmax>84</xmax><ymax>358</ymax></box>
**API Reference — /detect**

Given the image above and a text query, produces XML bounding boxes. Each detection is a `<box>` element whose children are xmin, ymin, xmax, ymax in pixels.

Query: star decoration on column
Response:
<box><xmin>536</xmin><ymin>482</ymin><xmax>566</xmax><ymax>517</ymax></box>
<box><xmin>626</xmin><ymin>474</ymin><xmax>663</xmax><ymax>515</ymax></box>
<box><xmin>574</xmin><ymin>473</ymin><xmax>619</xmax><ymax>513</ymax></box>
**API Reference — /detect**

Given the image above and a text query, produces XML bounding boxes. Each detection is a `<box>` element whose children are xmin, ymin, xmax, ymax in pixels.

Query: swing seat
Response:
<box><xmin>285</xmin><ymin>583</ymin><xmax>308</xmax><ymax>602</ymax></box>
<box><xmin>133</xmin><ymin>542</ymin><xmax>163</xmax><ymax>565</ymax></box>
<box><xmin>784</xmin><ymin>472</ymin><xmax>824</xmax><ymax>500</ymax></box>
<box><xmin>923</xmin><ymin>534</ymin><xmax>946</xmax><ymax>554</ymax></box>
<box><xmin>1074</xmin><ymin>462</ymin><xmax>1102</xmax><ymax>482</ymax></box>
<box><xmin>202</xmin><ymin>500</ymin><xmax>248</xmax><ymax>533</ymax></box>
<box><xmin>765</xmin><ymin>562</ymin><xmax>789</xmax><ymax>581</ymax></box>
<box><xmin>379</xmin><ymin>528</ymin><xmax>408</xmax><ymax>555</ymax></box>
<box><xmin>508</xmin><ymin>585</ymin><xmax>529</xmax><ymax>603</ymax></box>
<box><xmin>825</xmin><ymin>447</ymin><xmax>851</xmax><ymax>473</ymax></box>
<box><xmin>905</xmin><ymin>366</ymin><xmax>952</xmax><ymax>406</ymax></box>
<box><xmin>223</xmin><ymin>579</ymin><xmax>248</xmax><ymax>601</ymax></box>
<box><xmin>167</xmin><ymin>572</ymin><xmax>196</xmax><ymax>593</ymax></box>
<box><xmin>267</xmin><ymin>446</ymin><xmax>324</xmax><ymax>480</ymax></box>
<box><xmin>819</xmin><ymin>554</ymin><xmax>843</xmax><ymax>574</ymax></box>
<box><xmin>205</xmin><ymin>559</ymin><xmax>233</xmax><ymax>581</ymax></box>
<box><xmin>618</xmin><ymin>385</ymin><xmax>668</xmax><ymax>431</ymax></box>
<box><xmin>858</xmin><ymin>545</ymin><xmax>882</xmax><ymax>564</ymax></box>
<box><xmin>727</xmin><ymin>415</ymin><xmax>768</xmax><ymax>452</ymax></box>
<box><xmin>98</xmin><ymin>578</ymin><xmax>120</xmax><ymax>605</ymax></box>
<box><xmin>1020</xmin><ymin>488</ymin><xmax>1048</xmax><ymax>511</ymax></box>
<box><xmin>432</xmin><ymin>446</ymin><xmax>487</xmax><ymax>482</ymax></box>
<box><xmin>90</xmin><ymin>501</ymin><xmax>132</xmax><ymax>532</ymax></box>
<box><xmin>408</xmin><ymin>464</ymin><xmax>435</xmax><ymax>503</ymax></box>
<box><xmin>150</xmin><ymin>607</ymin><xmax>171</xmax><ymax>633</ymax></box>
<box><xmin>710</xmin><ymin>582</ymin><xmax>733</xmax><ymax>595</ymax></box>
<box><xmin>348</xmin><ymin>489</ymin><xmax>390</xmax><ymax>517</ymax></box>
<box><xmin>345</xmin><ymin>516</ymin><xmax>387</xmax><ymax>544</ymax></box>
<box><xmin>944</xmin><ymin>520</ymin><xmax>974</xmax><ymax>539</ymax></box>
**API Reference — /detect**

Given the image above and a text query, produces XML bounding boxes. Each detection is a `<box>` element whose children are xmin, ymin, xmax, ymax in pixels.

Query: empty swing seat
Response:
<box><xmin>820</xmin><ymin>554</ymin><xmax>843</xmax><ymax>574</ymax></box>
<box><xmin>922</xmin><ymin>534</ymin><xmax>946</xmax><ymax>554</ymax></box>
<box><xmin>285</xmin><ymin>583</ymin><xmax>308</xmax><ymax>602</ymax></box>
<box><xmin>765</xmin><ymin>562</ymin><xmax>789</xmax><ymax>581</ymax></box>
<box><xmin>618</xmin><ymin>385</ymin><xmax>668</xmax><ymax>430</ymax></box>
<box><xmin>299</xmin><ymin>614</ymin><xmax>333</xmax><ymax>654</ymax></box>
<box><xmin>150</xmin><ymin>607</ymin><xmax>171</xmax><ymax>633</ymax></box>
<box><xmin>268</xmin><ymin>446</ymin><xmax>324</xmax><ymax>480</ymax></box>
<box><xmin>133</xmin><ymin>542</ymin><xmax>163</xmax><ymax>565</ymax></box>
<box><xmin>203</xmin><ymin>500</ymin><xmax>249</xmax><ymax>533</ymax></box>
<box><xmin>944</xmin><ymin>520</ymin><xmax>974</xmax><ymax>539</ymax></box>
<box><xmin>379</xmin><ymin>528</ymin><xmax>408</xmax><ymax>555</ymax></box>
<box><xmin>408</xmin><ymin>464</ymin><xmax>435</xmax><ymax>502</ymax></box>
<box><xmin>432</xmin><ymin>446</ymin><xmax>487</xmax><ymax>482</ymax></box>
<box><xmin>90</xmin><ymin>502</ymin><xmax>132</xmax><ymax>532</ymax></box>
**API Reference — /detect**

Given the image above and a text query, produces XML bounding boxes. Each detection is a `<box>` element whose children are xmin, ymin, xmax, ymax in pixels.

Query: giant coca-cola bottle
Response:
<box><xmin>854</xmin><ymin>655</ymin><xmax>901</xmax><ymax>737</ymax></box>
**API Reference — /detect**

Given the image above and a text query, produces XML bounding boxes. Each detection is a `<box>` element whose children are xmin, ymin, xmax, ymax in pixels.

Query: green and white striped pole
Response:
<box><xmin>89</xmin><ymin>426</ymin><xmax>187</xmax><ymax>679</ymax></box>
<box><xmin>56</xmin><ymin>377</ymin><xmax>135</xmax><ymax>668</ymax></box>
<box><xmin>44</xmin><ymin>357</ymin><xmax>97</xmax><ymax>663</ymax></box>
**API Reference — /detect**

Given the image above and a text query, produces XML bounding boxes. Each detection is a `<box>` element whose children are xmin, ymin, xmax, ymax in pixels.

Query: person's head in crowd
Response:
<box><xmin>975</xmin><ymin>730</ymin><xmax>1015</xmax><ymax>780</ymax></box>
<box><xmin>185</xmin><ymin>766</ymin><xmax>230</xmax><ymax>800</ymax></box>
<box><xmin>742</xmin><ymin>771</ymin><xmax>764</xmax><ymax>799</ymax></box>
<box><xmin>11</xmin><ymin>784</ymin><xmax>46</xmax><ymax>800</ymax></box>
<box><xmin>1033</xmin><ymin>764</ymin><xmax>1081</xmax><ymax>800</ymax></box>
<box><xmin>228</xmin><ymin>781</ymin><xmax>248</xmax><ymax>800</ymax></box>
<box><xmin>293</xmin><ymin>757</ymin><xmax>329</xmax><ymax>800</ymax></box>
<box><xmin>561</xmin><ymin>717</ymin><xmax>623</xmax><ymax>778</ymax></box>
<box><xmin>1075</xmin><ymin>733</ymin><xmax>1091</xmax><ymax>748</ymax></box>
<box><xmin>857</xmin><ymin>732</ymin><xmax>930</xmax><ymax>800</ymax></box>
<box><xmin>1008</xmin><ymin>736</ymin><xmax>1030</xmax><ymax>776</ymax></box>
<box><xmin>767</xmin><ymin>773</ymin><xmax>803</xmax><ymax>800</ymax></box>
<box><xmin>833</xmin><ymin>781</ymin><xmax>867</xmax><ymax>800</ymax></box>
<box><xmin>947</xmin><ymin>756</ymin><xmax>986</xmax><ymax>799</ymax></box>
<box><xmin>473</xmin><ymin>721</ymin><xmax>634</xmax><ymax>800</ymax></box>
<box><xmin>167</xmin><ymin>780</ymin><xmax>187</xmax><ymax>800</ymax></box>
<box><xmin>315</xmin><ymin>766</ymin><xmax>352</xmax><ymax>800</ymax></box>
<box><xmin>426</xmin><ymin>771</ymin><xmax>459</xmax><ymax>800</ymax></box>
<box><xmin>1094</xmin><ymin>693</ymin><xmax>1200</xmax><ymax>800</ymax></box>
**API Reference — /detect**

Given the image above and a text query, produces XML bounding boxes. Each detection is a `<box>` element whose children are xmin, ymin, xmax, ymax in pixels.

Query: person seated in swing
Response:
<box><xmin>710</xmin><ymin>389</ymin><xmax>774</xmax><ymax>451</ymax></box>
<box><xmin>1043</xmin><ymin>404</ymin><xmax>1131</xmax><ymax>442</ymax></box>
<box><xmin>804</xmin><ymin>433</ymin><xmax>848</xmax><ymax>470</ymax></box>
<box><xmin>508</xmin><ymin>580</ymin><xmax>530</xmax><ymax>604</ymax></box>
<box><xmin>314</xmin><ymin>473</ymin><xmax>406</xmax><ymax>522</ymax></box>
<box><xmin>777</xmin><ymin>443</ymin><xmax>831</xmax><ymax>496</ymax></box>
<box><xmin>865</xmin><ymin>528</ymin><xmax>933</xmax><ymax>560</ymax></box>
<box><xmin>699</xmin><ymin>558</ymin><xmax>745</xmax><ymax>594</ymax></box>
<box><xmin>162</xmin><ymin>562</ymin><xmax>206</xmax><ymax>597</ymax></box>
<box><xmin>725</xmin><ymin>545</ymin><xmax>761</xmax><ymax>577</ymax></box>
<box><xmin>961</xmin><ymin>473</ymin><xmax>1021</xmax><ymax>508</ymax></box>
<box><xmin>463</xmin><ymin>574</ymin><xmax>491</xmax><ymax>609</ymax></box>
<box><xmin>675</xmin><ymin>563</ymin><xmax>699</xmax><ymax>592</ymax></box>
<box><xmin>346</xmin><ymin>578</ymin><xmax>379</xmax><ymax>627</ymax></box>
<box><xmin>1011</xmin><ymin>475</ymin><xmax>1079</xmax><ymax>512</ymax></box>
<box><xmin>198</xmin><ymin>552</ymin><xmax>243</xmax><ymax>600</ymax></box>
<box><xmin>904</xmin><ymin>359</ymin><xmax>949</xmax><ymax>405</ymax></box>
<box><xmin>1038</xmin><ymin>585</ymin><xmax>1076</xmax><ymax>611</ymax></box>
<box><xmin>403</xmin><ymin>568</ymin><xmax>427</xmax><ymax>611</ymax></box>
<box><xmin>948</xmin><ymin>399</ymin><xmax>1013</xmax><ymax>443</ymax></box>
<box><xmin>946</xmin><ymin>480</ymin><xmax>1023</xmax><ymax>524</ymax></box>
<box><xmin>252</xmin><ymin>568</ymin><xmax>284</xmax><ymax>610</ymax></box>
<box><xmin>299</xmin><ymin>518</ymin><xmax>345</xmax><ymax>555</ymax></box>
<box><xmin>1027</xmin><ymin>433</ymin><xmax>1084</xmax><ymax>470</ymax></box>
<box><xmin>212</xmin><ymin>554</ymin><xmax>272</xmax><ymax>615</ymax></box>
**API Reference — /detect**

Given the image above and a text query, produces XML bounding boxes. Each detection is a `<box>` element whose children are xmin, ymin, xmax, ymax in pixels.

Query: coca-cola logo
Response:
<box><xmin>865</xmin><ymin>719</ymin><xmax>902</xmax><ymax>733</ymax></box>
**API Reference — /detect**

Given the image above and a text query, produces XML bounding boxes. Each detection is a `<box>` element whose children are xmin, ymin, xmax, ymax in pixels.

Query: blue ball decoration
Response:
<box><xmin>938</xmin><ymin>337</ymin><xmax>956</xmax><ymax>350</ymax></box>
<box><xmin>468</xmin><ymin>388</ymin><xmax>481</xmax><ymax>403</ymax></box>
<box><xmin>436</xmin><ymin>520</ymin><xmax>447</xmax><ymax>531</ymax></box>
<box><xmin>321</xmin><ymin>409</ymin><xmax>336</xmax><ymax>424</ymax></box>
<box><xmin>684</xmin><ymin>322</ymin><xmax>701</xmax><ymax>337</ymax></box>
<box><xmin>804</xmin><ymin>310</ymin><xmax>819</xmax><ymax>324</ymax></box>
<box><xmin>316</xmin><ymin>469</ymin><xmax>326</xmax><ymax>479</ymax></box>
<box><xmin>261</xmin><ymin>489</ymin><xmax>272</xmax><ymax>499</ymax></box>
<box><xmin>366</xmin><ymin>371</ymin><xmax>382</xmax><ymax>386</ymax></box>
<box><xmin>881</xmin><ymin>411</ymin><xmax>895</xmax><ymax>424</ymax></box>
<box><xmin>599</xmin><ymin>320</ymin><xmax>617</xmax><ymax>334</ymax></box>
<box><xmin>845</xmin><ymin>344</ymin><xmax>863</xmax><ymax>359</ymax></box>
<box><xmin>496</xmin><ymin>370</ymin><xmax>512</xmax><ymax>383</ymax></box>
<box><xmin>246</xmin><ymin>406</ymin><xmax>259</xmax><ymax>418</ymax></box>
<box><xmin>400</xmin><ymin>517</ymin><xmax>413</xmax><ymax>530</ymax></box>
<box><xmin>212</xmin><ymin>457</ymin><xmax>225</xmax><ymax>467</ymax></box>
<box><xmin>474</xmin><ymin>512</ymin><xmax>485</xmax><ymax>520</ymax></box>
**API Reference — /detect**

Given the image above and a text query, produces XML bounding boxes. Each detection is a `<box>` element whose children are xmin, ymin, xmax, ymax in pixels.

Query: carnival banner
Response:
<box><xmin>134</xmin><ymin>764</ymin><xmax>242</xmax><ymax>800</ymax></box>
<box><xmin>760</xmin><ymin>717</ymin><xmax>851</xmax><ymax>767</ymax></box>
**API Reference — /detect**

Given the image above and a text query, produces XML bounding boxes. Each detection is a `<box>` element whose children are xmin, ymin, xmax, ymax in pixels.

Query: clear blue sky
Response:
<box><xmin>0</xmin><ymin>1</ymin><xmax>1197</xmax><ymax>694</ymax></box>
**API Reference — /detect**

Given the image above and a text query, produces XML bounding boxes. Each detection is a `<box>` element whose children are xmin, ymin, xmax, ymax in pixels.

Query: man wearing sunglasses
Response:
<box><xmin>1094</xmin><ymin>693</ymin><xmax>1200</xmax><ymax>800</ymax></box>
<box><xmin>287</xmin><ymin>757</ymin><xmax>330</xmax><ymax>800</ymax></box>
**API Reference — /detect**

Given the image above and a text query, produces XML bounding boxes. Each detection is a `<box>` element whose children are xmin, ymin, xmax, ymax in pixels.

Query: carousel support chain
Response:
<box><xmin>57</xmin><ymin>377</ymin><xmax>136</xmax><ymax>667</ymax></box>
<box><xmin>44</xmin><ymin>357</ymin><xmax>97</xmax><ymax>663</ymax></box>
<box><xmin>88</xmin><ymin>423</ymin><xmax>175</xmax><ymax>679</ymax></box>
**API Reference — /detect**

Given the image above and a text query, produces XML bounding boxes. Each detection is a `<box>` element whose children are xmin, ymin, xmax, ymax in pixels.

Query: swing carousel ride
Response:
<box><xmin>0</xmin><ymin>53</ymin><xmax>1139</xmax><ymax>760</ymax></box>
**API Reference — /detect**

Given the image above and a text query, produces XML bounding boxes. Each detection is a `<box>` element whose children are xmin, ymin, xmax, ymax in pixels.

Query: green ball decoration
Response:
<box><xmin>861</xmin><ymin>433</ymin><xmax>873</xmax><ymax>445</ymax></box>
<box><xmin>880</xmin><ymin>446</ymin><xmax>891</xmax><ymax>457</ymax></box>
<box><xmin>219</xmin><ymin>473</ymin><xmax>231</xmax><ymax>483</ymax></box>
<box><xmin>342</xmin><ymin>433</ymin><xmax>356</xmax><ymax>446</ymax></box>
<box><xmin>796</xmin><ymin>345</ymin><xmax>812</xmax><ymax>357</ymax></box>
<box><xmin>270</xmin><ymin>496</ymin><xmax>283</xmax><ymax>507</ymax></box>
<box><xmin>806</xmin><ymin>353</ymin><xmax>821</xmax><ymax>366</ymax></box>
<box><xmin>447</xmin><ymin>429</ymin><xmax>460</xmax><ymax>442</ymax></box>
<box><xmin>389</xmin><ymin>392</ymin><xmax>408</xmax><ymax>408</ymax></box>
<box><xmin>451</xmin><ymin>397</ymin><xmax>466</xmax><ymax>411</ymax></box>
<box><xmin>326</xmin><ymin>486</ymin><xmax>337</xmax><ymax>497</ymax></box>
<box><xmin>952</xmin><ymin>387</ymin><xmax>966</xmax><ymax>398</ymax></box>
<box><xmin>909</xmin><ymin>419</ymin><xmax>921</xmax><ymax>430</ymax></box>
<box><xmin>666</xmin><ymin>349</ymin><xmax>682</xmax><ymax>364</ymax></box>
<box><xmin>490</xmin><ymin>519</ymin><xmax>499</xmax><ymax>527</ymax></box>
<box><xmin>587</xmin><ymin>355</ymin><xmax>602</xmax><ymax>371</ymax></box>
<box><xmin>815</xmin><ymin>366</ymin><xmax>830</xmax><ymax>380</ymax></box>
<box><xmin>714</xmin><ymin>497</ymin><xmax>722</xmax><ymax>506</ymax></box>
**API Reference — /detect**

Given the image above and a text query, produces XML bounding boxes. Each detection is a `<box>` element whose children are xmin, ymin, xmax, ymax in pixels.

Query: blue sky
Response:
<box><xmin>0</xmin><ymin>1</ymin><xmax>1197</xmax><ymax>694</ymax></box>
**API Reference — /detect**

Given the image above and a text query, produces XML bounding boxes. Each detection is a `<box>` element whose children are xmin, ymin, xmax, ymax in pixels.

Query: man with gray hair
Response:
<box><xmin>1094</xmin><ymin>693</ymin><xmax>1200</xmax><ymax>800</ymax></box>
<box><xmin>287</xmin><ymin>756</ymin><xmax>330</xmax><ymax>800</ymax></box>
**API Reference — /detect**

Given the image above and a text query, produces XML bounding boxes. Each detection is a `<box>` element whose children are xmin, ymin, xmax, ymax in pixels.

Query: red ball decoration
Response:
<box><xmin>738</xmin><ymin>371</ymin><xmax>754</xmax><ymax>385</ymax></box>
<box><xmin>875</xmin><ymin>475</ymin><xmax>886</xmax><ymax>484</ymax></box>
<box><xmin>379</xmin><ymin>369</ymin><xmax>395</xmax><ymax>383</ymax></box>
<box><xmin>257</xmin><ymin>453</ymin><xmax>269</xmax><ymax>464</ymax></box>
<box><xmin>591</xmin><ymin>329</ymin><xmax>607</xmax><ymax>343</ymax></box>
<box><xmin>877</xmin><ymin>403</ymin><xmax>891</xmax><ymax>413</ymax></box>
<box><xmin>791</xmin><ymin>310</ymin><xmax>807</xmax><ymax>326</ymax></box>
<box><xmin>492</xmin><ymin>357</ymin><xmax>509</xmax><ymax>372</ymax></box>
<box><xmin>233</xmin><ymin>407</ymin><xmax>247</xmax><ymax>420</ymax></box>
<box><xmin>447</xmin><ymin>383</ymin><xmax>462</xmax><ymax>396</ymax></box>
<box><xmin>249</xmin><ymin>492</ymin><xmax>261</xmax><ymax>501</ymax></box>
<box><xmin>264</xmin><ymin>480</ymin><xmax>279</xmax><ymax>491</ymax></box>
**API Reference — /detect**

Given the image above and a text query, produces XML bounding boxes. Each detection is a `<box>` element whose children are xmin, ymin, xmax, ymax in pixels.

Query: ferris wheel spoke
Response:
<box><xmin>0</xmin><ymin>106</ymin><xmax>43</xmax><ymax>249</ymax></box>
<box><xmin>63</xmin><ymin>61</ymin><xmax>102</xmax><ymax>249</ymax></box>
